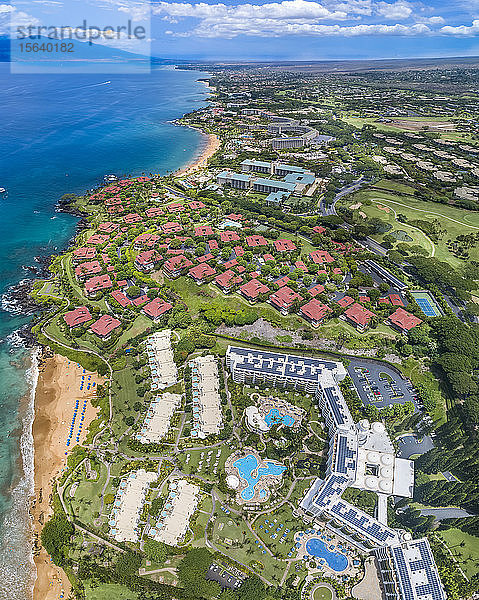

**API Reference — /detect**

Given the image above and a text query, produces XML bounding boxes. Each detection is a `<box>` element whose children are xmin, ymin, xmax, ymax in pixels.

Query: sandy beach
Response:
<box><xmin>32</xmin><ymin>353</ymin><xmax>101</xmax><ymax>600</ymax></box>
<box><xmin>175</xmin><ymin>132</ymin><xmax>221</xmax><ymax>177</ymax></box>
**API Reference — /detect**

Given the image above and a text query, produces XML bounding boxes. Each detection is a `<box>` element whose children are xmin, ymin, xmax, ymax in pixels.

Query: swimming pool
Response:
<box><xmin>233</xmin><ymin>454</ymin><xmax>286</xmax><ymax>501</ymax></box>
<box><xmin>264</xmin><ymin>408</ymin><xmax>295</xmax><ymax>428</ymax></box>
<box><xmin>305</xmin><ymin>538</ymin><xmax>348</xmax><ymax>572</ymax></box>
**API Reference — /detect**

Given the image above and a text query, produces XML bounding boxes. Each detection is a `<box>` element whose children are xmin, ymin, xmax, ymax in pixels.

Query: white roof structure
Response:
<box><xmin>146</xmin><ymin>330</ymin><xmax>177</xmax><ymax>390</ymax></box>
<box><xmin>150</xmin><ymin>480</ymin><xmax>199</xmax><ymax>546</ymax></box>
<box><xmin>190</xmin><ymin>355</ymin><xmax>222</xmax><ymax>437</ymax></box>
<box><xmin>109</xmin><ymin>469</ymin><xmax>157</xmax><ymax>542</ymax></box>
<box><xmin>136</xmin><ymin>392</ymin><xmax>181</xmax><ymax>443</ymax></box>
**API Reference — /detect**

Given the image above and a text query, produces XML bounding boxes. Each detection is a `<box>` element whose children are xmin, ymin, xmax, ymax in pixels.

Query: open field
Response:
<box><xmin>85</xmin><ymin>583</ymin><xmax>138</xmax><ymax>600</ymax></box>
<box><xmin>437</xmin><ymin>529</ymin><xmax>479</xmax><ymax>579</ymax></box>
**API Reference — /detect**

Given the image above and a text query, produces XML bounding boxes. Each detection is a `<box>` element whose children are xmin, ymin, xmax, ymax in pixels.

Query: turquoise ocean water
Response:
<box><xmin>0</xmin><ymin>63</ymin><xmax>209</xmax><ymax>600</ymax></box>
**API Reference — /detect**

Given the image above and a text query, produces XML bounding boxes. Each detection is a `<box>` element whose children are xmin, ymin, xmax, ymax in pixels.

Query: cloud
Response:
<box><xmin>376</xmin><ymin>1</ymin><xmax>412</xmax><ymax>19</ymax></box>
<box><xmin>440</xmin><ymin>20</ymin><xmax>479</xmax><ymax>36</ymax></box>
<box><xmin>0</xmin><ymin>4</ymin><xmax>14</xmax><ymax>13</ymax></box>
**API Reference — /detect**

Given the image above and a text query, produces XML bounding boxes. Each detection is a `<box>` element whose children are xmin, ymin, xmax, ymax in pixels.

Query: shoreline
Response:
<box><xmin>174</xmin><ymin>131</ymin><xmax>220</xmax><ymax>177</ymax></box>
<box><xmin>31</xmin><ymin>352</ymin><xmax>100</xmax><ymax>600</ymax></box>
<box><xmin>29</xmin><ymin>76</ymin><xmax>214</xmax><ymax>598</ymax></box>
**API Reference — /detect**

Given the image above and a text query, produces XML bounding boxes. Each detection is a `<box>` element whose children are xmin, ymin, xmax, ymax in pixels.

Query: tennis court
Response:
<box><xmin>411</xmin><ymin>291</ymin><xmax>442</xmax><ymax>317</ymax></box>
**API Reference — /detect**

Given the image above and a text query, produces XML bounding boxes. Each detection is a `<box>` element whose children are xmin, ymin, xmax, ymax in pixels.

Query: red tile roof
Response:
<box><xmin>135</xmin><ymin>250</ymin><xmax>158</xmax><ymax>268</ymax></box>
<box><xmin>273</xmin><ymin>239</ymin><xmax>297</xmax><ymax>252</ymax></box>
<box><xmin>215</xmin><ymin>269</ymin><xmax>242</xmax><ymax>290</ymax></box>
<box><xmin>111</xmin><ymin>290</ymin><xmax>132</xmax><ymax>307</ymax></box>
<box><xmin>270</xmin><ymin>286</ymin><xmax>303</xmax><ymax>311</ymax></box>
<box><xmin>75</xmin><ymin>260</ymin><xmax>102</xmax><ymax>279</ymax></box>
<box><xmin>337</xmin><ymin>295</ymin><xmax>355</xmax><ymax>308</ymax></box>
<box><xmin>312</xmin><ymin>225</ymin><xmax>326</xmax><ymax>235</ymax></box>
<box><xmin>295</xmin><ymin>260</ymin><xmax>308</xmax><ymax>272</ymax></box>
<box><xmin>246</xmin><ymin>235</ymin><xmax>268</xmax><ymax>248</ymax></box>
<box><xmin>223</xmin><ymin>258</ymin><xmax>238</xmax><ymax>270</ymax></box>
<box><xmin>309</xmin><ymin>283</ymin><xmax>325</xmax><ymax>297</ymax></box>
<box><xmin>89</xmin><ymin>315</ymin><xmax>121</xmax><ymax>337</ymax></box>
<box><xmin>73</xmin><ymin>247</ymin><xmax>96</xmax><ymax>261</ymax></box>
<box><xmin>143</xmin><ymin>297</ymin><xmax>173</xmax><ymax>319</ymax></box>
<box><xmin>344</xmin><ymin>303</ymin><xmax>375</xmax><ymax>328</ymax></box>
<box><xmin>263</xmin><ymin>253</ymin><xmax>274</xmax><ymax>262</ymax></box>
<box><xmin>64</xmin><ymin>306</ymin><xmax>92</xmax><ymax>327</ymax></box>
<box><xmin>162</xmin><ymin>222</ymin><xmax>183</xmax><ymax>234</ymax></box>
<box><xmin>195</xmin><ymin>225</ymin><xmax>214</xmax><ymax>237</ymax></box>
<box><xmin>196</xmin><ymin>253</ymin><xmax>214</xmax><ymax>263</ymax></box>
<box><xmin>145</xmin><ymin>206</ymin><xmax>164</xmax><ymax>218</ymax></box>
<box><xmin>240</xmin><ymin>279</ymin><xmax>270</xmax><ymax>300</ymax></box>
<box><xmin>167</xmin><ymin>202</ymin><xmax>185</xmax><ymax>212</ymax></box>
<box><xmin>275</xmin><ymin>275</ymin><xmax>291</xmax><ymax>288</ymax></box>
<box><xmin>85</xmin><ymin>274</ymin><xmax>113</xmax><ymax>294</ymax></box>
<box><xmin>98</xmin><ymin>221</ymin><xmax>119</xmax><ymax>234</ymax></box>
<box><xmin>163</xmin><ymin>254</ymin><xmax>194</xmax><ymax>274</ymax></box>
<box><xmin>87</xmin><ymin>234</ymin><xmax>109</xmax><ymax>245</ymax></box>
<box><xmin>209</xmin><ymin>240</ymin><xmax>219</xmax><ymax>250</ymax></box>
<box><xmin>189</xmin><ymin>201</ymin><xmax>205</xmax><ymax>210</ymax></box>
<box><xmin>359</xmin><ymin>296</ymin><xmax>371</xmax><ymax>304</ymax></box>
<box><xmin>132</xmin><ymin>294</ymin><xmax>149</xmax><ymax>307</ymax></box>
<box><xmin>378</xmin><ymin>297</ymin><xmax>390</xmax><ymax>305</ymax></box>
<box><xmin>220</xmin><ymin>231</ymin><xmax>240</xmax><ymax>242</ymax></box>
<box><xmin>388</xmin><ymin>307</ymin><xmax>422</xmax><ymax>332</ymax></box>
<box><xmin>124</xmin><ymin>213</ymin><xmax>142</xmax><ymax>224</ymax></box>
<box><xmin>234</xmin><ymin>246</ymin><xmax>245</xmax><ymax>257</ymax></box>
<box><xmin>134</xmin><ymin>233</ymin><xmax>160</xmax><ymax>248</ymax></box>
<box><xmin>189</xmin><ymin>263</ymin><xmax>216</xmax><ymax>281</ymax></box>
<box><xmin>300</xmin><ymin>299</ymin><xmax>331</xmax><ymax>323</ymax></box>
<box><xmin>389</xmin><ymin>294</ymin><xmax>405</xmax><ymax>306</ymax></box>
<box><xmin>309</xmin><ymin>250</ymin><xmax>334</xmax><ymax>264</ymax></box>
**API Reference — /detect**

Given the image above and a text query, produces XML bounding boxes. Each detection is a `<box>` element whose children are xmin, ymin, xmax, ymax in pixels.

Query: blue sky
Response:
<box><xmin>2</xmin><ymin>0</ymin><xmax>479</xmax><ymax>60</ymax></box>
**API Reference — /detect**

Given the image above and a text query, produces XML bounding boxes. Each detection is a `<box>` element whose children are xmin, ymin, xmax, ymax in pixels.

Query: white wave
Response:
<box><xmin>0</xmin><ymin>348</ymin><xmax>39</xmax><ymax>600</ymax></box>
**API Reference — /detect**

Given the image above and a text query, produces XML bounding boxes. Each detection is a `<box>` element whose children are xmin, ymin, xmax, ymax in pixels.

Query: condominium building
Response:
<box><xmin>190</xmin><ymin>355</ymin><xmax>223</xmax><ymax>438</ymax></box>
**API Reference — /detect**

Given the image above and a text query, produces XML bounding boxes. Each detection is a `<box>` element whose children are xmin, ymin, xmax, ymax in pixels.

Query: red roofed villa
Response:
<box><xmin>64</xmin><ymin>306</ymin><xmax>92</xmax><ymax>328</ymax></box>
<box><xmin>342</xmin><ymin>303</ymin><xmax>375</xmax><ymax>332</ymax></box>
<box><xmin>387</xmin><ymin>308</ymin><xmax>422</xmax><ymax>333</ymax></box>
<box><xmin>300</xmin><ymin>299</ymin><xmax>331</xmax><ymax>327</ymax></box>
<box><xmin>89</xmin><ymin>315</ymin><xmax>121</xmax><ymax>339</ymax></box>
<box><xmin>270</xmin><ymin>286</ymin><xmax>303</xmax><ymax>315</ymax></box>
<box><xmin>240</xmin><ymin>279</ymin><xmax>270</xmax><ymax>302</ymax></box>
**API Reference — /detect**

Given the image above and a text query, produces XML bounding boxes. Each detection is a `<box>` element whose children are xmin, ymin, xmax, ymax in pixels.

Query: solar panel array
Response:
<box><xmin>322</xmin><ymin>384</ymin><xmax>353</xmax><ymax>428</ymax></box>
<box><xmin>391</xmin><ymin>540</ymin><xmax>446</xmax><ymax>600</ymax></box>
<box><xmin>330</xmin><ymin>501</ymin><xmax>398</xmax><ymax>544</ymax></box>
<box><xmin>334</xmin><ymin>433</ymin><xmax>357</xmax><ymax>476</ymax></box>
<box><xmin>227</xmin><ymin>346</ymin><xmax>341</xmax><ymax>384</ymax></box>
<box><xmin>311</xmin><ymin>474</ymin><xmax>349</xmax><ymax>510</ymax></box>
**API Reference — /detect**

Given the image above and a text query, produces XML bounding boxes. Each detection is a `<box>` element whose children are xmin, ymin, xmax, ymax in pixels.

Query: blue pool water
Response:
<box><xmin>305</xmin><ymin>538</ymin><xmax>348</xmax><ymax>572</ymax></box>
<box><xmin>233</xmin><ymin>454</ymin><xmax>286</xmax><ymax>501</ymax></box>
<box><xmin>264</xmin><ymin>408</ymin><xmax>295</xmax><ymax>427</ymax></box>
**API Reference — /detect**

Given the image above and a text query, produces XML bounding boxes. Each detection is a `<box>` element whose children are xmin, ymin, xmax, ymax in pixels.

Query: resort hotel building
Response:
<box><xmin>135</xmin><ymin>392</ymin><xmax>181</xmax><ymax>444</ymax></box>
<box><xmin>145</xmin><ymin>329</ymin><xmax>177</xmax><ymax>390</ymax></box>
<box><xmin>189</xmin><ymin>355</ymin><xmax>223</xmax><ymax>438</ymax></box>
<box><xmin>226</xmin><ymin>346</ymin><xmax>446</xmax><ymax>600</ymax></box>
<box><xmin>149</xmin><ymin>479</ymin><xmax>199</xmax><ymax>546</ymax></box>
<box><xmin>108</xmin><ymin>469</ymin><xmax>157</xmax><ymax>543</ymax></box>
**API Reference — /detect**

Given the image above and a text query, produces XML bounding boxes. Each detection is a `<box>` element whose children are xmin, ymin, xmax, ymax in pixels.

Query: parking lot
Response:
<box><xmin>347</xmin><ymin>359</ymin><xmax>420</xmax><ymax>411</ymax></box>
<box><xmin>206</xmin><ymin>563</ymin><xmax>244</xmax><ymax>590</ymax></box>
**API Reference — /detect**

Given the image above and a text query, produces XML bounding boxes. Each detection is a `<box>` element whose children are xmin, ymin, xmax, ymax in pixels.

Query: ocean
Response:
<box><xmin>0</xmin><ymin>63</ymin><xmax>210</xmax><ymax>600</ymax></box>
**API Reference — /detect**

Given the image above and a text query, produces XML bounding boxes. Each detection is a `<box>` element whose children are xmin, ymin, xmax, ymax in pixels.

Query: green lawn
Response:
<box><xmin>400</xmin><ymin>357</ymin><xmax>447</xmax><ymax>424</ymax></box>
<box><xmin>437</xmin><ymin>529</ymin><xmax>479</xmax><ymax>579</ymax></box>
<box><xmin>85</xmin><ymin>583</ymin><xmax>138</xmax><ymax>600</ymax></box>
<box><xmin>340</xmin><ymin>188</ymin><xmax>479</xmax><ymax>267</ymax></box>
<box><xmin>313</xmin><ymin>586</ymin><xmax>333</xmax><ymax>600</ymax></box>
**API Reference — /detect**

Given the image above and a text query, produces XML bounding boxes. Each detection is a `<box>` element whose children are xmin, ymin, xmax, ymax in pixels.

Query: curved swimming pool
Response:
<box><xmin>233</xmin><ymin>454</ymin><xmax>286</xmax><ymax>501</ymax></box>
<box><xmin>264</xmin><ymin>408</ymin><xmax>295</xmax><ymax>428</ymax></box>
<box><xmin>305</xmin><ymin>538</ymin><xmax>348</xmax><ymax>572</ymax></box>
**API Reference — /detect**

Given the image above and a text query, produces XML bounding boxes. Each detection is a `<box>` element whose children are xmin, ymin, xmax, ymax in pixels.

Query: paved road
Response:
<box><xmin>347</xmin><ymin>359</ymin><xmax>418</xmax><ymax>411</ymax></box>
<box><xmin>397</xmin><ymin>433</ymin><xmax>434</xmax><ymax>458</ymax></box>
<box><xmin>320</xmin><ymin>179</ymin><xmax>364</xmax><ymax>216</ymax></box>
